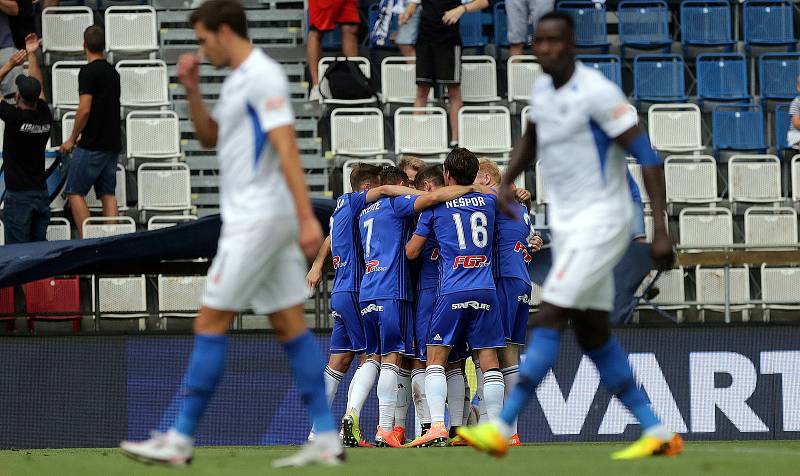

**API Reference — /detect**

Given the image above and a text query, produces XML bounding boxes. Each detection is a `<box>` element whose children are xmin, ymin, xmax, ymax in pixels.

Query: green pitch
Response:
<box><xmin>1</xmin><ymin>441</ymin><xmax>798</xmax><ymax>476</ymax></box>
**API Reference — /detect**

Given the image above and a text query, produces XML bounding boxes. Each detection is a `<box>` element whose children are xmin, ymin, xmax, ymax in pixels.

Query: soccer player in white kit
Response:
<box><xmin>458</xmin><ymin>12</ymin><xmax>683</xmax><ymax>460</ymax></box>
<box><xmin>120</xmin><ymin>0</ymin><xmax>343</xmax><ymax>468</ymax></box>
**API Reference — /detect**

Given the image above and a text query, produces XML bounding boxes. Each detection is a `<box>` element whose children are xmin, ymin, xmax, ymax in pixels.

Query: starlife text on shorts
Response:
<box><xmin>451</xmin><ymin>301</ymin><xmax>491</xmax><ymax>310</ymax></box>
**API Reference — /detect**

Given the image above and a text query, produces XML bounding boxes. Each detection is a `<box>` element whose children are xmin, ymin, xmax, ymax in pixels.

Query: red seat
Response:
<box><xmin>24</xmin><ymin>277</ymin><xmax>81</xmax><ymax>333</ymax></box>
<box><xmin>0</xmin><ymin>287</ymin><xmax>15</xmax><ymax>332</ymax></box>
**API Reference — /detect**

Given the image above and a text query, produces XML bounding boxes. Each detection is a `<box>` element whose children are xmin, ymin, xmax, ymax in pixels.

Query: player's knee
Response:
<box><xmin>573</xmin><ymin>314</ymin><xmax>611</xmax><ymax>352</ymax></box>
<box><xmin>341</xmin><ymin>24</ymin><xmax>358</xmax><ymax>35</ymax></box>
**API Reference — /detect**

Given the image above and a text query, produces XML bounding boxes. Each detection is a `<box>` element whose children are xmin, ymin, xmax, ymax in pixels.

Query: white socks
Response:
<box><xmin>324</xmin><ymin>366</ymin><xmax>345</xmax><ymax>407</ymax></box>
<box><xmin>446</xmin><ymin>368</ymin><xmax>465</xmax><ymax>429</ymax></box>
<box><xmin>501</xmin><ymin>365</ymin><xmax>520</xmax><ymax>435</ymax></box>
<box><xmin>411</xmin><ymin>368</ymin><xmax>430</xmax><ymax>436</ymax></box>
<box><xmin>377</xmin><ymin>363</ymin><xmax>400</xmax><ymax>431</ymax></box>
<box><xmin>483</xmin><ymin>369</ymin><xmax>505</xmax><ymax>422</ymax></box>
<box><xmin>474</xmin><ymin>365</ymin><xmax>488</xmax><ymax>422</ymax></box>
<box><xmin>425</xmin><ymin>365</ymin><xmax>447</xmax><ymax>424</ymax></box>
<box><xmin>347</xmin><ymin>359</ymin><xmax>379</xmax><ymax>417</ymax></box>
<box><xmin>462</xmin><ymin>373</ymin><xmax>471</xmax><ymax>426</ymax></box>
<box><xmin>394</xmin><ymin>368</ymin><xmax>411</xmax><ymax>430</ymax></box>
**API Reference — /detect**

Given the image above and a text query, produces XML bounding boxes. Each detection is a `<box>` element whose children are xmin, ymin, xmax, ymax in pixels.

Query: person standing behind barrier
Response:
<box><xmin>1</xmin><ymin>34</ymin><xmax>52</xmax><ymax>244</ymax></box>
<box><xmin>59</xmin><ymin>25</ymin><xmax>121</xmax><ymax>238</ymax></box>
<box><xmin>306</xmin><ymin>0</ymin><xmax>360</xmax><ymax>102</ymax></box>
<box><xmin>787</xmin><ymin>75</ymin><xmax>800</xmax><ymax>150</ymax></box>
<box><xmin>506</xmin><ymin>0</ymin><xmax>554</xmax><ymax>57</ymax></box>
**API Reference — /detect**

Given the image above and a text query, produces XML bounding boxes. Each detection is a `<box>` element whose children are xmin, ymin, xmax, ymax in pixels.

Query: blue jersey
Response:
<box><xmin>415</xmin><ymin>192</ymin><xmax>496</xmax><ymax>295</ymax></box>
<box><xmin>627</xmin><ymin>170</ymin><xmax>642</xmax><ymax>204</ymax></box>
<box><xmin>330</xmin><ymin>191</ymin><xmax>367</xmax><ymax>293</ymax></box>
<box><xmin>493</xmin><ymin>201</ymin><xmax>534</xmax><ymax>281</ymax></box>
<box><xmin>417</xmin><ymin>238</ymin><xmax>440</xmax><ymax>291</ymax></box>
<box><xmin>358</xmin><ymin>195</ymin><xmax>418</xmax><ymax>301</ymax></box>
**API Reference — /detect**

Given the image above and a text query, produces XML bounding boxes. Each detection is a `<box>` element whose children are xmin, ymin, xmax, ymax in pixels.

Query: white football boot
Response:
<box><xmin>120</xmin><ymin>429</ymin><xmax>193</xmax><ymax>467</ymax></box>
<box><xmin>272</xmin><ymin>433</ymin><xmax>345</xmax><ymax>468</ymax></box>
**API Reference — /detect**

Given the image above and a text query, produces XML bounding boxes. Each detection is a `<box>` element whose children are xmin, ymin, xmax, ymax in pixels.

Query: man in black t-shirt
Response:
<box><xmin>1</xmin><ymin>34</ymin><xmax>52</xmax><ymax>244</ymax></box>
<box><xmin>401</xmin><ymin>0</ymin><xmax>488</xmax><ymax>146</ymax></box>
<box><xmin>59</xmin><ymin>25</ymin><xmax>121</xmax><ymax>238</ymax></box>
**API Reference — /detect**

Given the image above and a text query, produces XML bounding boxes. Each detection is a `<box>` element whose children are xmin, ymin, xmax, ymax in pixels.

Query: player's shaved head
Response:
<box><xmin>380</xmin><ymin>166</ymin><xmax>410</xmax><ymax>186</ymax></box>
<box><xmin>476</xmin><ymin>159</ymin><xmax>501</xmax><ymax>187</ymax></box>
<box><xmin>444</xmin><ymin>148</ymin><xmax>479</xmax><ymax>186</ymax></box>
<box><xmin>534</xmin><ymin>12</ymin><xmax>576</xmax><ymax>79</ymax></box>
<box><xmin>414</xmin><ymin>165</ymin><xmax>445</xmax><ymax>190</ymax></box>
<box><xmin>350</xmin><ymin>163</ymin><xmax>381</xmax><ymax>191</ymax></box>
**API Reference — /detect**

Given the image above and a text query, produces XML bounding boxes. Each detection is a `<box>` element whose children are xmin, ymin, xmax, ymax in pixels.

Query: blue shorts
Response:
<box><xmin>64</xmin><ymin>147</ymin><xmax>118</xmax><ymax>197</ymax></box>
<box><xmin>360</xmin><ymin>299</ymin><xmax>413</xmax><ymax>357</ymax></box>
<box><xmin>631</xmin><ymin>200</ymin><xmax>646</xmax><ymax>240</ymax></box>
<box><xmin>414</xmin><ymin>287</ymin><xmax>437</xmax><ymax>361</ymax></box>
<box><xmin>330</xmin><ymin>291</ymin><xmax>367</xmax><ymax>354</ymax></box>
<box><xmin>496</xmin><ymin>277</ymin><xmax>531</xmax><ymax>345</ymax></box>
<box><xmin>429</xmin><ymin>289</ymin><xmax>505</xmax><ymax>352</ymax></box>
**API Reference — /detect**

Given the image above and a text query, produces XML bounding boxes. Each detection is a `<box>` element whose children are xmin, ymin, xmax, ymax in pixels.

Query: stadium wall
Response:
<box><xmin>1</xmin><ymin>327</ymin><xmax>799</xmax><ymax>449</ymax></box>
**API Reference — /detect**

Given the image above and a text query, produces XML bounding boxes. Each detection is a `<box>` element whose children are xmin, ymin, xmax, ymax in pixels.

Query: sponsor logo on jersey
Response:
<box><xmin>332</xmin><ymin>256</ymin><xmax>348</xmax><ymax>270</ymax></box>
<box><xmin>517</xmin><ymin>294</ymin><xmax>530</xmax><ymax>304</ymax></box>
<box><xmin>514</xmin><ymin>241</ymin><xmax>533</xmax><ymax>263</ymax></box>
<box><xmin>451</xmin><ymin>301</ymin><xmax>492</xmax><ymax>311</ymax></box>
<box><xmin>433</xmin><ymin>334</ymin><xmax>443</xmax><ymax>341</ymax></box>
<box><xmin>453</xmin><ymin>255</ymin><xmax>489</xmax><ymax>269</ymax></box>
<box><xmin>365</xmin><ymin>259</ymin><xmax>388</xmax><ymax>274</ymax></box>
<box><xmin>361</xmin><ymin>304</ymin><xmax>385</xmax><ymax>315</ymax></box>
<box><xmin>430</xmin><ymin>248</ymin><xmax>440</xmax><ymax>261</ymax></box>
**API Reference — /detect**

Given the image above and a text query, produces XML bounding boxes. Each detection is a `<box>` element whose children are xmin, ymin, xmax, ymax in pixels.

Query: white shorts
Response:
<box><xmin>202</xmin><ymin>219</ymin><xmax>309</xmax><ymax>315</ymax></box>
<box><xmin>542</xmin><ymin>224</ymin><xmax>631</xmax><ymax>311</ymax></box>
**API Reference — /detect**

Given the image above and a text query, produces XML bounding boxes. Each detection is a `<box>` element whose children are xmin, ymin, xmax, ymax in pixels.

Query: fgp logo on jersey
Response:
<box><xmin>361</xmin><ymin>304</ymin><xmax>385</xmax><ymax>316</ymax></box>
<box><xmin>332</xmin><ymin>256</ymin><xmax>347</xmax><ymax>269</ymax></box>
<box><xmin>514</xmin><ymin>241</ymin><xmax>533</xmax><ymax>263</ymax></box>
<box><xmin>365</xmin><ymin>260</ymin><xmax>388</xmax><ymax>274</ymax></box>
<box><xmin>452</xmin><ymin>301</ymin><xmax>492</xmax><ymax>311</ymax></box>
<box><xmin>453</xmin><ymin>255</ymin><xmax>489</xmax><ymax>269</ymax></box>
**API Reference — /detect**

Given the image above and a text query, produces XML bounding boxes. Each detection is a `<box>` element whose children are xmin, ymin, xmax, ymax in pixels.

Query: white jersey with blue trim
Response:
<box><xmin>212</xmin><ymin>48</ymin><xmax>295</xmax><ymax>225</ymax></box>
<box><xmin>527</xmin><ymin>63</ymin><xmax>636</xmax><ymax>240</ymax></box>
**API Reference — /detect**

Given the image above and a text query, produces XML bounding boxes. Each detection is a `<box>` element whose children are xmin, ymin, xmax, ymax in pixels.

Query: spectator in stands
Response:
<box><xmin>306</xmin><ymin>0</ymin><xmax>360</xmax><ymax>101</ymax></box>
<box><xmin>506</xmin><ymin>0</ymin><xmax>554</xmax><ymax>57</ymax></box>
<box><xmin>0</xmin><ymin>0</ymin><xmax>19</xmax><ymax>97</ymax></box>
<box><xmin>396</xmin><ymin>0</ymin><xmax>421</xmax><ymax>56</ymax></box>
<box><xmin>1</xmin><ymin>34</ymin><xmax>53</xmax><ymax>244</ymax></box>
<box><xmin>9</xmin><ymin>0</ymin><xmax>31</xmax><ymax>50</ymax></box>
<box><xmin>59</xmin><ymin>25</ymin><xmax>121</xmax><ymax>238</ymax></box>
<box><xmin>407</xmin><ymin>0</ymin><xmax>488</xmax><ymax>146</ymax></box>
<box><xmin>788</xmin><ymin>75</ymin><xmax>800</xmax><ymax>149</ymax></box>
<box><xmin>398</xmin><ymin>156</ymin><xmax>426</xmax><ymax>182</ymax></box>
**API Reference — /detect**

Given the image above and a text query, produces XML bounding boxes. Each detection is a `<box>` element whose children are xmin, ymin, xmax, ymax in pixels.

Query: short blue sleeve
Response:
<box><xmin>415</xmin><ymin>208</ymin><xmax>434</xmax><ymax>238</ymax></box>
<box><xmin>391</xmin><ymin>194</ymin><xmax>419</xmax><ymax>218</ymax></box>
<box><xmin>348</xmin><ymin>191</ymin><xmax>367</xmax><ymax>219</ymax></box>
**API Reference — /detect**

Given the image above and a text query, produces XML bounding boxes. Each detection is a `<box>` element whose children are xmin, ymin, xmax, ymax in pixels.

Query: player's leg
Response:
<box><xmin>445</xmin><ymin>360</ymin><xmax>466</xmax><ymax>437</ymax></box>
<box><xmin>374</xmin><ymin>300</ymin><xmax>406</xmax><ymax>447</ymax></box>
<box><xmin>393</xmin><ymin>358</ymin><xmax>412</xmax><ymax>444</ymax></box>
<box><xmin>412</xmin><ymin>289</ymin><xmax>433</xmax><ymax>437</ymax></box>
<box><xmin>411</xmin><ymin>359</ymin><xmax>430</xmax><ymax>437</ymax></box>
<box><xmin>498</xmin><ymin>344</ymin><xmax>521</xmax><ymax>442</ymax></box>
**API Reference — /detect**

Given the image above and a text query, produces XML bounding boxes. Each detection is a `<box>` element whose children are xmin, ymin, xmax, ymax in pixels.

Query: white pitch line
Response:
<box><xmin>691</xmin><ymin>447</ymin><xmax>800</xmax><ymax>457</ymax></box>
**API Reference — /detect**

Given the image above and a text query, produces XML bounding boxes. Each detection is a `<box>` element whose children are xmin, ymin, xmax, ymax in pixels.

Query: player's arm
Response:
<box><xmin>0</xmin><ymin>50</ymin><xmax>23</xmax><ymax>98</ymax></box>
<box><xmin>405</xmin><ymin>234</ymin><xmax>428</xmax><ymax>260</ymax></box>
<box><xmin>406</xmin><ymin>209</ymin><xmax>433</xmax><ymax>259</ymax></box>
<box><xmin>499</xmin><ymin>123</ymin><xmax>537</xmax><ymax>217</ymax></box>
<box><xmin>177</xmin><ymin>53</ymin><xmax>218</xmax><ymax>148</ymax></box>
<box><xmin>306</xmin><ymin>234</ymin><xmax>331</xmax><ymax>288</ymax></box>
<box><xmin>24</xmin><ymin>35</ymin><xmax>45</xmax><ymax>101</ymax></box>
<box><xmin>412</xmin><ymin>184</ymin><xmax>482</xmax><ymax>212</ymax></box>
<box><xmin>365</xmin><ymin>185</ymin><xmax>423</xmax><ymax>204</ymax></box>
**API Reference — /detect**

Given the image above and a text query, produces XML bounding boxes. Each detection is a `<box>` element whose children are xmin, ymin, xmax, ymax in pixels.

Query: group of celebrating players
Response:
<box><xmin>307</xmin><ymin>152</ymin><xmax>543</xmax><ymax>448</ymax></box>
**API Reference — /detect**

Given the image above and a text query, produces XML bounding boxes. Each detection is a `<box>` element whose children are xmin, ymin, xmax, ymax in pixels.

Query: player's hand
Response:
<box><xmin>59</xmin><ymin>138</ymin><xmax>75</xmax><ymax>155</ymax></box>
<box><xmin>442</xmin><ymin>5</ymin><xmax>465</xmax><ymax>25</ymax></box>
<box><xmin>515</xmin><ymin>188</ymin><xmax>531</xmax><ymax>204</ymax></box>
<box><xmin>399</xmin><ymin>4</ymin><xmax>416</xmax><ymax>24</ymax></box>
<box><xmin>306</xmin><ymin>265</ymin><xmax>323</xmax><ymax>289</ymax></box>
<box><xmin>7</xmin><ymin>50</ymin><xmax>25</xmax><ymax>68</ymax></box>
<box><xmin>497</xmin><ymin>183</ymin><xmax>520</xmax><ymax>219</ymax></box>
<box><xmin>24</xmin><ymin>34</ymin><xmax>40</xmax><ymax>55</ymax></box>
<box><xmin>177</xmin><ymin>53</ymin><xmax>201</xmax><ymax>92</ymax></box>
<box><xmin>529</xmin><ymin>232</ymin><xmax>543</xmax><ymax>252</ymax></box>
<box><xmin>650</xmin><ymin>231</ymin><xmax>675</xmax><ymax>270</ymax></box>
<box><xmin>299</xmin><ymin>216</ymin><xmax>324</xmax><ymax>261</ymax></box>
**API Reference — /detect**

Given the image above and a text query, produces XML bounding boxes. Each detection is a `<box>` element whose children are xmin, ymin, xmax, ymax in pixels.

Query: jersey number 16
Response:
<box><xmin>452</xmin><ymin>212</ymin><xmax>488</xmax><ymax>249</ymax></box>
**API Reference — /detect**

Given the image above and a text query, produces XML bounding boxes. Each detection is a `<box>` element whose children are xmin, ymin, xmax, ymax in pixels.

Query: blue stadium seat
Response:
<box><xmin>368</xmin><ymin>3</ymin><xmax>399</xmax><ymax>50</ymax></box>
<box><xmin>460</xmin><ymin>11</ymin><xmax>488</xmax><ymax>48</ymax></box>
<box><xmin>759</xmin><ymin>53</ymin><xmax>800</xmax><ymax>101</ymax></box>
<box><xmin>618</xmin><ymin>0</ymin><xmax>671</xmax><ymax>57</ymax></box>
<box><xmin>680</xmin><ymin>0</ymin><xmax>735</xmax><ymax>53</ymax></box>
<box><xmin>577</xmin><ymin>54</ymin><xmax>622</xmax><ymax>87</ymax></box>
<box><xmin>743</xmin><ymin>0</ymin><xmax>795</xmax><ymax>52</ymax></box>
<box><xmin>493</xmin><ymin>2</ymin><xmax>509</xmax><ymax>47</ymax></box>
<box><xmin>633</xmin><ymin>54</ymin><xmax>687</xmax><ymax>103</ymax></box>
<box><xmin>696</xmin><ymin>53</ymin><xmax>750</xmax><ymax>105</ymax></box>
<box><xmin>556</xmin><ymin>1</ymin><xmax>609</xmax><ymax>51</ymax></box>
<box><xmin>712</xmin><ymin>103</ymin><xmax>767</xmax><ymax>152</ymax></box>
<box><xmin>775</xmin><ymin>103</ymin><xmax>791</xmax><ymax>153</ymax></box>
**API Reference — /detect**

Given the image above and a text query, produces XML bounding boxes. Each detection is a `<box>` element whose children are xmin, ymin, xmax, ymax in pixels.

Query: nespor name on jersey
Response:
<box><xmin>446</xmin><ymin>196</ymin><xmax>487</xmax><ymax>208</ymax></box>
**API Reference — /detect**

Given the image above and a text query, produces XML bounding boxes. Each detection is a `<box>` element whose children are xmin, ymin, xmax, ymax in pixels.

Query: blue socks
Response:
<box><xmin>500</xmin><ymin>328</ymin><xmax>561</xmax><ymax>426</ymax></box>
<box><xmin>284</xmin><ymin>331</ymin><xmax>336</xmax><ymax>434</ymax></box>
<box><xmin>587</xmin><ymin>337</ymin><xmax>660</xmax><ymax>431</ymax></box>
<box><xmin>175</xmin><ymin>334</ymin><xmax>228</xmax><ymax>437</ymax></box>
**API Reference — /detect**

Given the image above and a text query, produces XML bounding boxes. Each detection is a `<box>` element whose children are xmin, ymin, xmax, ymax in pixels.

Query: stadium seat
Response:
<box><xmin>679</xmin><ymin>0</ymin><xmax>735</xmax><ymax>54</ymax></box>
<box><xmin>493</xmin><ymin>2</ymin><xmax>510</xmax><ymax>48</ymax></box>
<box><xmin>531</xmin><ymin>283</ymin><xmax>541</xmax><ymax>309</ymax></box>
<box><xmin>712</xmin><ymin>103</ymin><xmax>766</xmax><ymax>152</ymax></box>
<box><xmin>158</xmin><ymin>275</ymin><xmax>205</xmax><ymax>326</ymax></box>
<box><xmin>82</xmin><ymin>216</ymin><xmax>136</xmax><ymax>239</ymax></box>
<box><xmin>46</xmin><ymin>217</ymin><xmax>72</xmax><ymax>241</ymax></box>
<box><xmin>380</xmin><ymin>57</ymin><xmax>417</xmax><ymax>104</ymax></box>
<box><xmin>696</xmin><ymin>53</ymin><xmax>750</xmax><ymax>105</ymax></box>
<box><xmin>744</xmin><ymin>206</ymin><xmax>797</xmax><ymax>245</ymax></box>
<box><xmin>96</xmin><ymin>276</ymin><xmax>147</xmax><ymax>330</ymax></box>
<box><xmin>760</xmin><ymin>264</ymin><xmax>800</xmax><ymax>321</ymax></box>
<box><xmin>643</xmin><ymin>210</ymin><xmax>668</xmax><ymax>243</ymax></box>
<box><xmin>679</xmin><ymin>207</ymin><xmax>733</xmax><ymax>247</ymax></box>
<box><xmin>461</xmin><ymin>55</ymin><xmax>500</xmax><ymax>103</ymax></box>
<box><xmin>24</xmin><ymin>276</ymin><xmax>81</xmax><ymax>332</ymax></box>
<box><xmin>342</xmin><ymin>158</ymin><xmax>394</xmax><ymax>193</ymax></box>
<box><xmin>664</xmin><ymin>155</ymin><xmax>720</xmax><ymax>204</ymax></box>
<box><xmin>330</xmin><ymin>108</ymin><xmax>387</xmax><ymax>157</ymax></box>
<box><xmin>137</xmin><ymin>163</ymin><xmax>192</xmax><ymax>212</ymax></box>
<box><xmin>496</xmin><ymin>161</ymin><xmax>527</xmax><ymax>190</ymax></box>
<box><xmin>460</xmin><ymin>11</ymin><xmax>487</xmax><ymax>48</ymax></box>
<box><xmin>617</xmin><ymin>0</ymin><xmax>671</xmax><ymax>57</ymax></box>
<box><xmin>728</xmin><ymin>154</ymin><xmax>782</xmax><ymax>204</ymax></box>
<box><xmin>394</xmin><ymin>107</ymin><xmax>449</xmax><ymax>156</ymax></box>
<box><xmin>367</xmin><ymin>3</ymin><xmax>398</xmax><ymax>49</ymax></box>
<box><xmin>0</xmin><ymin>286</ymin><xmax>13</xmax><ymax>332</ymax></box>
<box><xmin>535</xmin><ymin>160</ymin><xmax>547</xmax><ymax>206</ymax></box>
<box><xmin>557</xmin><ymin>1</ymin><xmax>609</xmax><ymax>51</ymax></box>
<box><xmin>147</xmin><ymin>215</ymin><xmax>198</xmax><ymax>231</ymax></box>
<box><xmin>42</xmin><ymin>6</ymin><xmax>94</xmax><ymax>61</ymax></box>
<box><xmin>634</xmin><ymin>55</ymin><xmax>687</xmax><ymax>104</ymax></box>
<box><xmin>647</xmin><ymin>103</ymin><xmax>703</xmax><ymax>152</ymax></box>
<box><xmin>695</xmin><ymin>266</ymin><xmax>754</xmax><ymax>322</ymax></box>
<box><xmin>0</xmin><ymin>220</ymin><xmax>3</xmax><ymax>245</ymax></box>
<box><xmin>116</xmin><ymin>59</ymin><xmax>170</xmax><ymax>107</ymax></box>
<box><xmin>758</xmin><ymin>53</ymin><xmax>800</xmax><ymax>101</ymax></box>
<box><xmin>317</xmin><ymin>57</ymin><xmax>374</xmax><ymax>106</ymax></box>
<box><xmin>775</xmin><ymin>103</ymin><xmax>791</xmax><ymax>154</ymax></box>
<box><xmin>576</xmin><ymin>54</ymin><xmax>622</xmax><ymax>87</ymax></box>
<box><xmin>104</xmin><ymin>6</ymin><xmax>158</xmax><ymax>62</ymax></box>
<box><xmin>458</xmin><ymin>106</ymin><xmax>512</xmax><ymax>155</ymax></box>
<box><xmin>793</xmin><ymin>155</ymin><xmax>800</xmax><ymax>201</ymax></box>
<box><xmin>51</xmin><ymin>61</ymin><xmax>86</xmax><ymax>113</ymax></box>
<box><xmin>521</xmin><ymin>105</ymin><xmax>530</xmax><ymax>134</ymax></box>
<box><xmin>743</xmin><ymin>0</ymin><xmax>795</xmax><ymax>52</ymax></box>
<box><xmin>86</xmin><ymin>163</ymin><xmax>127</xmax><ymax>212</ymax></box>
<box><xmin>507</xmin><ymin>56</ymin><xmax>543</xmax><ymax>103</ymax></box>
<box><xmin>126</xmin><ymin>110</ymin><xmax>181</xmax><ymax>159</ymax></box>
<box><xmin>60</xmin><ymin>111</ymin><xmax>75</xmax><ymax>143</ymax></box>
<box><xmin>636</xmin><ymin>268</ymin><xmax>688</xmax><ymax>321</ymax></box>
<box><xmin>627</xmin><ymin>160</ymin><xmax>649</xmax><ymax>203</ymax></box>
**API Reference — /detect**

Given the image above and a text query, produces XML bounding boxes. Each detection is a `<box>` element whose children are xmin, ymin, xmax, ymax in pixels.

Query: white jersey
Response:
<box><xmin>527</xmin><ymin>63</ymin><xmax>636</xmax><ymax>241</ymax></box>
<box><xmin>212</xmin><ymin>48</ymin><xmax>296</xmax><ymax>225</ymax></box>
